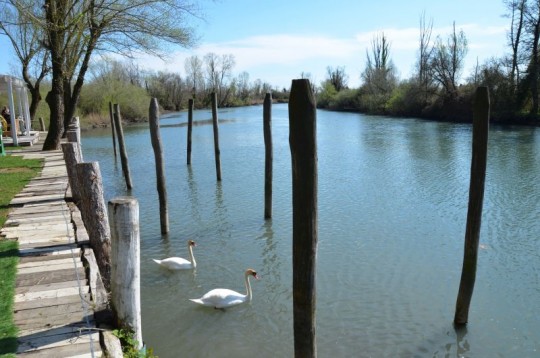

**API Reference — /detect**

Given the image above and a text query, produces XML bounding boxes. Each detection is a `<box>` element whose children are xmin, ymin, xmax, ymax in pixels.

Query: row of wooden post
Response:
<box><xmin>94</xmin><ymin>84</ymin><xmax>487</xmax><ymax>357</ymax></box>
<box><xmin>62</xmin><ymin>125</ymin><xmax>143</xmax><ymax>349</ymax></box>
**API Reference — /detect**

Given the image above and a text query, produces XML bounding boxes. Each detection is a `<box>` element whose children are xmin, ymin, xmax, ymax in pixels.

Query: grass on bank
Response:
<box><xmin>0</xmin><ymin>154</ymin><xmax>42</xmax><ymax>356</ymax></box>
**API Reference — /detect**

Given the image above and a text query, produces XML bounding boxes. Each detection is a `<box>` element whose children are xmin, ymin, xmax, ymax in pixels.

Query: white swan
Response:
<box><xmin>189</xmin><ymin>269</ymin><xmax>259</xmax><ymax>309</ymax></box>
<box><xmin>152</xmin><ymin>240</ymin><xmax>197</xmax><ymax>270</ymax></box>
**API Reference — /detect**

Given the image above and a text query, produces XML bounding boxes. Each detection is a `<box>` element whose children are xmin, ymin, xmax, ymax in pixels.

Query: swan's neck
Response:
<box><xmin>244</xmin><ymin>274</ymin><xmax>253</xmax><ymax>302</ymax></box>
<box><xmin>188</xmin><ymin>245</ymin><xmax>196</xmax><ymax>268</ymax></box>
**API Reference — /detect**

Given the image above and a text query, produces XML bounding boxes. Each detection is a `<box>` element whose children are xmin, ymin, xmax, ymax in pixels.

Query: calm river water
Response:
<box><xmin>82</xmin><ymin>104</ymin><xmax>539</xmax><ymax>357</ymax></box>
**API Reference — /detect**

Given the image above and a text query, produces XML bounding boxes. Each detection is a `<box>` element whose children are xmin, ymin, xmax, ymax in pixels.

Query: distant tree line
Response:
<box><xmin>317</xmin><ymin>2</ymin><xmax>540</xmax><ymax>125</ymax></box>
<box><xmin>77</xmin><ymin>53</ymin><xmax>289</xmax><ymax>123</ymax></box>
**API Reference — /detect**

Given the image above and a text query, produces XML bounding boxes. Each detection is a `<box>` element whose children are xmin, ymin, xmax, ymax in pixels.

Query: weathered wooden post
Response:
<box><xmin>109</xmin><ymin>197</ymin><xmax>142</xmax><ymax>349</ymax></box>
<box><xmin>187</xmin><ymin>98</ymin><xmax>194</xmax><ymax>165</ymax></box>
<box><xmin>289</xmin><ymin>79</ymin><xmax>318</xmax><ymax>358</ymax></box>
<box><xmin>38</xmin><ymin>117</ymin><xmax>46</xmax><ymax>131</ymax></box>
<box><xmin>109</xmin><ymin>101</ymin><xmax>117</xmax><ymax>158</ymax></box>
<box><xmin>66</xmin><ymin>117</ymin><xmax>82</xmax><ymax>160</ymax></box>
<box><xmin>66</xmin><ymin>117</ymin><xmax>81</xmax><ymax>146</ymax></box>
<box><xmin>454</xmin><ymin>86</ymin><xmax>490</xmax><ymax>326</ymax></box>
<box><xmin>211</xmin><ymin>92</ymin><xmax>222</xmax><ymax>181</ymax></box>
<box><xmin>264</xmin><ymin>92</ymin><xmax>273</xmax><ymax>219</ymax></box>
<box><xmin>61</xmin><ymin>142</ymin><xmax>83</xmax><ymax>204</ymax></box>
<box><xmin>113</xmin><ymin>104</ymin><xmax>133</xmax><ymax>189</ymax></box>
<box><xmin>149</xmin><ymin>98</ymin><xmax>169</xmax><ymax>234</ymax></box>
<box><xmin>76</xmin><ymin>161</ymin><xmax>112</xmax><ymax>287</ymax></box>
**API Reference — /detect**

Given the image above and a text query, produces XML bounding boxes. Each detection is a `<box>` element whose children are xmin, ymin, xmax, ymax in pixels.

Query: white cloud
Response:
<box><xmin>134</xmin><ymin>23</ymin><xmax>508</xmax><ymax>88</ymax></box>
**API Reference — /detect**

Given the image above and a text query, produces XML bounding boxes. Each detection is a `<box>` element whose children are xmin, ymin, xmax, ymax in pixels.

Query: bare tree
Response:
<box><xmin>523</xmin><ymin>0</ymin><xmax>540</xmax><ymax>115</ymax></box>
<box><xmin>3</xmin><ymin>0</ymin><xmax>200</xmax><ymax>150</ymax></box>
<box><xmin>429</xmin><ymin>22</ymin><xmax>468</xmax><ymax>98</ymax></box>
<box><xmin>505</xmin><ymin>0</ymin><xmax>527</xmax><ymax>92</ymax></box>
<box><xmin>416</xmin><ymin>12</ymin><xmax>435</xmax><ymax>104</ymax></box>
<box><xmin>0</xmin><ymin>1</ymin><xmax>50</xmax><ymax>120</ymax></box>
<box><xmin>204</xmin><ymin>52</ymin><xmax>235</xmax><ymax>106</ymax></box>
<box><xmin>184</xmin><ymin>55</ymin><xmax>204</xmax><ymax>105</ymax></box>
<box><xmin>326</xmin><ymin>66</ymin><xmax>348</xmax><ymax>91</ymax></box>
<box><xmin>362</xmin><ymin>32</ymin><xmax>397</xmax><ymax>95</ymax></box>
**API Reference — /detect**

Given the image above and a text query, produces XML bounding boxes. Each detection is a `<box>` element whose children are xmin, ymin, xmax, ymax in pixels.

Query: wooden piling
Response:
<box><xmin>38</xmin><ymin>117</ymin><xmax>46</xmax><ymax>131</ymax></box>
<box><xmin>109</xmin><ymin>197</ymin><xmax>142</xmax><ymax>349</ymax></box>
<box><xmin>76</xmin><ymin>161</ymin><xmax>112</xmax><ymax>287</ymax></box>
<box><xmin>66</xmin><ymin>117</ymin><xmax>81</xmax><ymax>146</ymax></box>
<box><xmin>454</xmin><ymin>86</ymin><xmax>490</xmax><ymax>326</ymax></box>
<box><xmin>211</xmin><ymin>92</ymin><xmax>222</xmax><ymax>181</ymax></box>
<box><xmin>187</xmin><ymin>98</ymin><xmax>194</xmax><ymax>165</ymax></box>
<box><xmin>61</xmin><ymin>142</ymin><xmax>82</xmax><ymax>204</ymax></box>
<box><xmin>109</xmin><ymin>101</ymin><xmax>117</xmax><ymax>158</ymax></box>
<box><xmin>149</xmin><ymin>98</ymin><xmax>169</xmax><ymax>234</ymax></box>
<box><xmin>264</xmin><ymin>92</ymin><xmax>273</xmax><ymax>219</ymax></box>
<box><xmin>289</xmin><ymin>79</ymin><xmax>318</xmax><ymax>358</ymax></box>
<box><xmin>113</xmin><ymin>104</ymin><xmax>133</xmax><ymax>189</ymax></box>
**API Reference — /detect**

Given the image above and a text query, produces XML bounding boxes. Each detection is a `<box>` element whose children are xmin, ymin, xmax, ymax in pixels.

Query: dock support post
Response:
<box><xmin>211</xmin><ymin>92</ymin><xmax>222</xmax><ymax>181</ymax></box>
<box><xmin>149</xmin><ymin>98</ymin><xmax>169</xmax><ymax>234</ymax></box>
<box><xmin>264</xmin><ymin>92</ymin><xmax>273</xmax><ymax>219</ymax></box>
<box><xmin>289</xmin><ymin>79</ymin><xmax>318</xmax><ymax>358</ymax></box>
<box><xmin>109</xmin><ymin>197</ymin><xmax>142</xmax><ymax>349</ymax></box>
<box><xmin>454</xmin><ymin>86</ymin><xmax>490</xmax><ymax>326</ymax></box>
<box><xmin>187</xmin><ymin>98</ymin><xmax>194</xmax><ymax>165</ymax></box>
<box><xmin>113</xmin><ymin>104</ymin><xmax>133</xmax><ymax>189</ymax></box>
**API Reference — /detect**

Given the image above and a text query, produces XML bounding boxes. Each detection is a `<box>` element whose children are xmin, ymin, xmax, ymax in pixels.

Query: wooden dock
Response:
<box><xmin>1</xmin><ymin>148</ymin><xmax>107</xmax><ymax>357</ymax></box>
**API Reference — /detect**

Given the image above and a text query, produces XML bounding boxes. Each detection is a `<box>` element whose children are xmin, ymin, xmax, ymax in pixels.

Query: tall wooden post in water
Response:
<box><xmin>109</xmin><ymin>101</ymin><xmax>117</xmax><ymax>158</ymax></box>
<box><xmin>454</xmin><ymin>86</ymin><xmax>490</xmax><ymax>326</ymax></box>
<box><xmin>289</xmin><ymin>79</ymin><xmax>318</xmax><ymax>358</ymax></box>
<box><xmin>211</xmin><ymin>92</ymin><xmax>222</xmax><ymax>181</ymax></box>
<box><xmin>187</xmin><ymin>98</ymin><xmax>194</xmax><ymax>165</ymax></box>
<box><xmin>113</xmin><ymin>104</ymin><xmax>133</xmax><ymax>189</ymax></box>
<box><xmin>149</xmin><ymin>98</ymin><xmax>169</xmax><ymax>234</ymax></box>
<box><xmin>264</xmin><ymin>92</ymin><xmax>273</xmax><ymax>219</ymax></box>
<box><xmin>109</xmin><ymin>197</ymin><xmax>142</xmax><ymax>349</ymax></box>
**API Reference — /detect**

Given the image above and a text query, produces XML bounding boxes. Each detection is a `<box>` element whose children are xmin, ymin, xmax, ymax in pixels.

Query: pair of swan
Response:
<box><xmin>152</xmin><ymin>240</ymin><xmax>259</xmax><ymax>309</ymax></box>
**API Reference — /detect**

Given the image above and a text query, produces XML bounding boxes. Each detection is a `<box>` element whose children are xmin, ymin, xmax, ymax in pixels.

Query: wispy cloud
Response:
<box><xmin>136</xmin><ymin>23</ymin><xmax>507</xmax><ymax>88</ymax></box>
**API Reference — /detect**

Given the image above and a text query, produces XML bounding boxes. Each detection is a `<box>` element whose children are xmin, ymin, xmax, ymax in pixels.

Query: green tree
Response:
<box><xmin>0</xmin><ymin>1</ymin><xmax>50</xmax><ymax>120</ymax></box>
<box><xmin>3</xmin><ymin>0</ymin><xmax>200</xmax><ymax>150</ymax></box>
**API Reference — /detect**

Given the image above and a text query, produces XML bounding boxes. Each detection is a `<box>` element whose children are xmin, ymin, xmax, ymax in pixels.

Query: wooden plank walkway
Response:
<box><xmin>1</xmin><ymin>148</ymin><xmax>103</xmax><ymax>357</ymax></box>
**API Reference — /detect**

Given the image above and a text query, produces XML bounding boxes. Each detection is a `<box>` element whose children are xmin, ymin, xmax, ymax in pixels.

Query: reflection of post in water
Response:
<box><xmin>213</xmin><ymin>181</ymin><xmax>230</xmax><ymax>238</ymax></box>
<box><xmin>455</xmin><ymin>325</ymin><xmax>470</xmax><ymax>357</ymax></box>
<box><xmin>186</xmin><ymin>166</ymin><xmax>202</xmax><ymax>224</ymax></box>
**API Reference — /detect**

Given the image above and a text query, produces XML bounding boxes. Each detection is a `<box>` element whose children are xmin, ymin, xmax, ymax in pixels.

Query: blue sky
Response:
<box><xmin>0</xmin><ymin>0</ymin><xmax>509</xmax><ymax>89</ymax></box>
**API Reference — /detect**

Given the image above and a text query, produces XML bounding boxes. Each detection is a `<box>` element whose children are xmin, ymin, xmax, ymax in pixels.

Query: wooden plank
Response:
<box><xmin>18</xmin><ymin>244</ymin><xmax>79</xmax><ymax>256</ymax></box>
<box><xmin>2</xmin><ymin>223</ymin><xmax>72</xmax><ymax>232</ymax></box>
<box><xmin>18</xmin><ymin>261</ymin><xmax>82</xmax><ymax>275</ymax></box>
<box><xmin>10</xmin><ymin>194</ymin><xmax>66</xmax><ymax>205</ymax></box>
<box><xmin>16</xmin><ymin>313</ymin><xmax>95</xmax><ymax>332</ymax></box>
<box><xmin>19</xmin><ymin>250</ymin><xmax>80</xmax><ymax>263</ymax></box>
<box><xmin>18</xmin><ymin>344</ymin><xmax>101</xmax><ymax>358</ymax></box>
<box><xmin>17</xmin><ymin>267</ymin><xmax>86</xmax><ymax>287</ymax></box>
<box><xmin>16</xmin><ymin>280</ymin><xmax>82</xmax><ymax>295</ymax></box>
<box><xmin>14</xmin><ymin>301</ymin><xmax>86</xmax><ymax>322</ymax></box>
<box><xmin>5</xmin><ymin>214</ymin><xmax>67</xmax><ymax>226</ymax></box>
<box><xmin>17</xmin><ymin>322</ymin><xmax>91</xmax><ymax>338</ymax></box>
<box><xmin>15</xmin><ymin>293</ymin><xmax>91</xmax><ymax>311</ymax></box>
<box><xmin>17</xmin><ymin>331</ymin><xmax>99</xmax><ymax>353</ymax></box>
<box><xmin>15</xmin><ymin>286</ymin><xmax>89</xmax><ymax>302</ymax></box>
<box><xmin>15</xmin><ymin>236</ymin><xmax>75</xmax><ymax>245</ymax></box>
<box><xmin>18</xmin><ymin>240</ymin><xmax>86</xmax><ymax>250</ymax></box>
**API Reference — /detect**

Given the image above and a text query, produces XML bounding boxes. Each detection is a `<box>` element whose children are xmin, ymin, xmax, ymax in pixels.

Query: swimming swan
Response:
<box><xmin>152</xmin><ymin>240</ymin><xmax>197</xmax><ymax>270</ymax></box>
<box><xmin>189</xmin><ymin>269</ymin><xmax>259</xmax><ymax>309</ymax></box>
